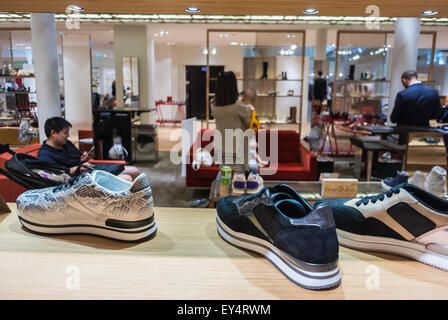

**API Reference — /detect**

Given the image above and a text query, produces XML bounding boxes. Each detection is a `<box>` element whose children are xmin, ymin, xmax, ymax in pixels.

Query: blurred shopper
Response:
<box><xmin>211</xmin><ymin>71</ymin><xmax>251</xmax><ymax>173</ymax></box>
<box><xmin>390</xmin><ymin>70</ymin><xmax>441</xmax><ymax>126</ymax></box>
<box><xmin>313</xmin><ymin>71</ymin><xmax>327</xmax><ymax>104</ymax></box>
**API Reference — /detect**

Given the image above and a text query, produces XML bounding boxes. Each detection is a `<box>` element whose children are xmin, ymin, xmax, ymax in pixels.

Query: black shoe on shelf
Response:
<box><xmin>216</xmin><ymin>184</ymin><xmax>341</xmax><ymax>290</ymax></box>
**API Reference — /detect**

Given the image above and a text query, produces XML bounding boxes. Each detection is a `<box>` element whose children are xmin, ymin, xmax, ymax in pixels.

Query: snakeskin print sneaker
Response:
<box><xmin>16</xmin><ymin>170</ymin><xmax>156</xmax><ymax>242</ymax></box>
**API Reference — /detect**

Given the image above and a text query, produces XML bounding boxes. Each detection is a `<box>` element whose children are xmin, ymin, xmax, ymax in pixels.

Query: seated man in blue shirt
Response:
<box><xmin>390</xmin><ymin>70</ymin><xmax>441</xmax><ymax>126</ymax></box>
<box><xmin>38</xmin><ymin>117</ymin><xmax>140</xmax><ymax>182</ymax></box>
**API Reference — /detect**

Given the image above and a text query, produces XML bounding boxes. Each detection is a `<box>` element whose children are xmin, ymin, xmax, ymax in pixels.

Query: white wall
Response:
<box><xmin>62</xmin><ymin>33</ymin><xmax>92</xmax><ymax>125</ymax></box>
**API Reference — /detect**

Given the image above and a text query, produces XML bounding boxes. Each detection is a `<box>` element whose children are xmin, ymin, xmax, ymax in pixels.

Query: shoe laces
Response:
<box><xmin>52</xmin><ymin>174</ymin><xmax>84</xmax><ymax>193</ymax></box>
<box><xmin>356</xmin><ymin>184</ymin><xmax>402</xmax><ymax>206</ymax></box>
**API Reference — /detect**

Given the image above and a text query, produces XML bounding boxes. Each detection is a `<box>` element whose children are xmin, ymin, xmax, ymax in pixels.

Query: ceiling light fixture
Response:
<box><xmin>67</xmin><ymin>5</ymin><xmax>85</xmax><ymax>12</ymax></box>
<box><xmin>303</xmin><ymin>9</ymin><xmax>319</xmax><ymax>14</ymax></box>
<box><xmin>230</xmin><ymin>42</ymin><xmax>238</xmax><ymax>46</ymax></box>
<box><xmin>421</xmin><ymin>10</ymin><xmax>438</xmax><ymax>16</ymax></box>
<box><xmin>185</xmin><ymin>7</ymin><xmax>200</xmax><ymax>13</ymax></box>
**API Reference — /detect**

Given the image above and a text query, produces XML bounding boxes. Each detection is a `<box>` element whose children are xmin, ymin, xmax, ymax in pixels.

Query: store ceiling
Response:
<box><xmin>1</xmin><ymin>0</ymin><xmax>447</xmax><ymax>17</ymax></box>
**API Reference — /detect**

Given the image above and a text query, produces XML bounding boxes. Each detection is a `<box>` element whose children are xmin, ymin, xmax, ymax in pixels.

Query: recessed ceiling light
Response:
<box><xmin>185</xmin><ymin>7</ymin><xmax>200</xmax><ymax>13</ymax></box>
<box><xmin>230</xmin><ymin>42</ymin><xmax>238</xmax><ymax>46</ymax></box>
<box><xmin>67</xmin><ymin>5</ymin><xmax>85</xmax><ymax>12</ymax></box>
<box><xmin>421</xmin><ymin>10</ymin><xmax>438</xmax><ymax>16</ymax></box>
<box><xmin>303</xmin><ymin>8</ymin><xmax>319</xmax><ymax>14</ymax></box>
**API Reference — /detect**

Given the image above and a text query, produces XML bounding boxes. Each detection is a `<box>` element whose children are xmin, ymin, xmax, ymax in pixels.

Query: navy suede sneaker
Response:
<box><xmin>315</xmin><ymin>183</ymin><xmax>448</xmax><ymax>271</ymax></box>
<box><xmin>381</xmin><ymin>170</ymin><xmax>409</xmax><ymax>190</ymax></box>
<box><xmin>216</xmin><ymin>184</ymin><xmax>341</xmax><ymax>290</ymax></box>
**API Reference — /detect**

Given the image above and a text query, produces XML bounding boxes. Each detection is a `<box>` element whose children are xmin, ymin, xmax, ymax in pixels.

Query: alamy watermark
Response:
<box><xmin>65</xmin><ymin>6</ymin><xmax>81</xmax><ymax>30</ymax></box>
<box><xmin>365</xmin><ymin>264</ymin><xmax>380</xmax><ymax>290</ymax></box>
<box><xmin>170</xmin><ymin>128</ymin><xmax>279</xmax><ymax>175</ymax></box>
<box><xmin>365</xmin><ymin>5</ymin><xmax>381</xmax><ymax>30</ymax></box>
<box><xmin>65</xmin><ymin>265</ymin><xmax>80</xmax><ymax>290</ymax></box>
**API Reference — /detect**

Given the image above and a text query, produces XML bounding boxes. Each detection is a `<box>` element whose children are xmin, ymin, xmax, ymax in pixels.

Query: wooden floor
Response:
<box><xmin>0</xmin><ymin>204</ymin><xmax>447</xmax><ymax>300</ymax></box>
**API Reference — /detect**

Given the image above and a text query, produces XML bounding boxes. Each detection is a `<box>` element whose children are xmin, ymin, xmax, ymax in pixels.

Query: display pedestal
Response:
<box><xmin>0</xmin><ymin>203</ymin><xmax>447</xmax><ymax>299</ymax></box>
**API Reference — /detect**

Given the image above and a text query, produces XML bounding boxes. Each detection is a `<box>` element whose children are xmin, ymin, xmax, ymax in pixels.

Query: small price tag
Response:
<box><xmin>321</xmin><ymin>178</ymin><xmax>358</xmax><ymax>199</ymax></box>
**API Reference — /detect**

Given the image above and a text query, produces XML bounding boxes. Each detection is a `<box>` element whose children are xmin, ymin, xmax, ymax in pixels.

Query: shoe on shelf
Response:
<box><xmin>246</xmin><ymin>172</ymin><xmax>264</xmax><ymax>194</ymax></box>
<box><xmin>381</xmin><ymin>170</ymin><xmax>409</xmax><ymax>190</ymax></box>
<box><xmin>232</xmin><ymin>173</ymin><xmax>246</xmax><ymax>195</ymax></box>
<box><xmin>408</xmin><ymin>171</ymin><xmax>427</xmax><ymax>190</ymax></box>
<box><xmin>216</xmin><ymin>184</ymin><xmax>341</xmax><ymax>290</ymax></box>
<box><xmin>315</xmin><ymin>183</ymin><xmax>448</xmax><ymax>271</ymax></box>
<box><xmin>16</xmin><ymin>171</ymin><xmax>157</xmax><ymax>242</ymax></box>
<box><xmin>425</xmin><ymin>166</ymin><xmax>447</xmax><ymax>198</ymax></box>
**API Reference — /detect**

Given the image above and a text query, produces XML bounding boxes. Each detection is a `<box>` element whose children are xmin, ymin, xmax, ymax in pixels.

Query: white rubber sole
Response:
<box><xmin>232</xmin><ymin>188</ymin><xmax>246</xmax><ymax>196</ymax></box>
<box><xmin>17</xmin><ymin>212</ymin><xmax>157</xmax><ymax>242</ymax></box>
<box><xmin>337</xmin><ymin>229</ymin><xmax>448</xmax><ymax>271</ymax></box>
<box><xmin>246</xmin><ymin>184</ymin><xmax>263</xmax><ymax>195</ymax></box>
<box><xmin>217</xmin><ymin>215</ymin><xmax>341</xmax><ymax>290</ymax></box>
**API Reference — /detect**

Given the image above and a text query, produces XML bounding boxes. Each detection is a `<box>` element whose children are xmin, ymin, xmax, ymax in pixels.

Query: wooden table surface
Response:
<box><xmin>0</xmin><ymin>204</ymin><xmax>447</xmax><ymax>300</ymax></box>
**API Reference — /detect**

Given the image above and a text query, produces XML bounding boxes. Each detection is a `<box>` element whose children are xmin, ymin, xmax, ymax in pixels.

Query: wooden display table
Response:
<box><xmin>0</xmin><ymin>203</ymin><xmax>447</xmax><ymax>299</ymax></box>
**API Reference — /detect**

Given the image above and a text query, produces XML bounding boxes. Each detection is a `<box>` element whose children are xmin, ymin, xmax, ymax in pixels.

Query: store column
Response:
<box><xmin>146</xmin><ymin>26</ymin><xmax>156</xmax><ymax>124</ymax></box>
<box><xmin>113</xmin><ymin>25</ymin><xmax>156</xmax><ymax>124</ymax></box>
<box><xmin>62</xmin><ymin>33</ymin><xmax>93</xmax><ymax>130</ymax></box>
<box><xmin>314</xmin><ymin>28</ymin><xmax>329</xmax><ymax>76</ymax></box>
<box><xmin>30</xmin><ymin>13</ymin><xmax>61</xmax><ymax>143</ymax></box>
<box><xmin>388</xmin><ymin>18</ymin><xmax>421</xmax><ymax>123</ymax></box>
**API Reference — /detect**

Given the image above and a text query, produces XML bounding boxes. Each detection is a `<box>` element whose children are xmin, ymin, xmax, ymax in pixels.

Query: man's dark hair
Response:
<box><xmin>44</xmin><ymin>117</ymin><xmax>72</xmax><ymax>137</ymax></box>
<box><xmin>318</xmin><ymin>71</ymin><xmax>323</xmax><ymax>77</ymax></box>
<box><xmin>401</xmin><ymin>70</ymin><xmax>418</xmax><ymax>81</ymax></box>
<box><xmin>215</xmin><ymin>71</ymin><xmax>239</xmax><ymax>107</ymax></box>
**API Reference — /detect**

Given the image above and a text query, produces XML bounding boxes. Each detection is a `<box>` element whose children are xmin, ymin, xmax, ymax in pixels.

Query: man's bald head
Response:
<box><xmin>242</xmin><ymin>89</ymin><xmax>256</xmax><ymax>105</ymax></box>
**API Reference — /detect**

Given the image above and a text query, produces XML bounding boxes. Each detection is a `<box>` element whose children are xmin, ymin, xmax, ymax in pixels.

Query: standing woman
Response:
<box><xmin>211</xmin><ymin>71</ymin><xmax>252</xmax><ymax>173</ymax></box>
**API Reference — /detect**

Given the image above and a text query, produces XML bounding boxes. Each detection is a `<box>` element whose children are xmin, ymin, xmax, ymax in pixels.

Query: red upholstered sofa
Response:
<box><xmin>0</xmin><ymin>143</ymin><xmax>125</xmax><ymax>202</ymax></box>
<box><xmin>186</xmin><ymin>129</ymin><xmax>316</xmax><ymax>188</ymax></box>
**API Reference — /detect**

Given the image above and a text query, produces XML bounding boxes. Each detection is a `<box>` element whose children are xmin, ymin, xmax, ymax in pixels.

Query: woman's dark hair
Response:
<box><xmin>44</xmin><ymin>117</ymin><xmax>72</xmax><ymax>137</ymax></box>
<box><xmin>214</xmin><ymin>71</ymin><xmax>239</xmax><ymax>106</ymax></box>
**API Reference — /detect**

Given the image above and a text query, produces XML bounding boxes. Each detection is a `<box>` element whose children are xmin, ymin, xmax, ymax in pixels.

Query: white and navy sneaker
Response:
<box><xmin>381</xmin><ymin>170</ymin><xmax>409</xmax><ymax>190</ymax></box>
<box><xmin>246</xmin><ymin>172</ymin><xmax>264</xmax><ymax>194</ymax></box>
<box><xmin>16</xmin><ymin>171</ymin><xmax>157</xmax><ymax>242</ymax></box>
<box><xmin>315</xmin><ymin>183</ymin><xmax>448</xmax><ymax>271</ymax></box>
<box><xmin>232</xmin><ymin>173</ymin><xmax>246</xmax><ymax>195</ymax></box>
<box><xmin>216</xmin><ymin>184</ymin><xmax>341</xmax><ymax>290</ymax></box>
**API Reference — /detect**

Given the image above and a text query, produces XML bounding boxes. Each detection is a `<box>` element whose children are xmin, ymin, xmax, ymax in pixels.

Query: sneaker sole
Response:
<box><xmin>246</xmin><ymin>185</ymin><xmax>263</xmax><ymax>195</ymax></box>
<box><xmin>216</xmin><ymin>215</ymin><xmax>341</xmax><ymax>290</ymax></box>
<box><xmin>231</xmin><ymin>188</ymin><xmax>245</xmax><ymax>196</ymax></box>
<box><xmin>337</xmin><ymin>229</ymin><xmax>448</xmax><ymax>271</ymax></box>
<box><xmin>17</xmin><ymin>212</ymin><xmax>157</xmax><ymax>243</ymax></box>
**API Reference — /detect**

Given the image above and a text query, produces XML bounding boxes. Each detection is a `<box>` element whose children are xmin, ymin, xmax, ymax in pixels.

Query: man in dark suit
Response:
<box><xmin>390</xmin><ymin>70</ymin><xmax>441</xmax><ymax>126</ymax></box>
<box><xmin>313</xmin><ymin>71</ymin><xmax>327</xmax><ymax>103</ymax></box>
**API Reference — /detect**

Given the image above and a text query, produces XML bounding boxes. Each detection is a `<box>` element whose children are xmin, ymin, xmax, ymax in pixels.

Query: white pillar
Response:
<box><xmin>30</xmin><ymin>13</ymin><xmax>61</xmax><ymax>142</ymax></box>
<box><xmin>388</xmin><ymin>18</ymin><xmax>421</xmax><ymax>122</ymax></box>
<box><xmin>114</xmin><ymin>24</ymin><xmax>155</xmax><ymax>124</ymax></box>
<box><xmin>62</xmin><ymin>33</ymin><xmax>92</xmax><ymax>128</ymax></box>
<box><xmin>146</xmin><ymin>26</ymin><xmax>156</xmax><ymax>124</ymax></box>
<box><xmin>315</xmin><ymin>28</ymin><xmax>328</xmax><ymax>61</ymax></box>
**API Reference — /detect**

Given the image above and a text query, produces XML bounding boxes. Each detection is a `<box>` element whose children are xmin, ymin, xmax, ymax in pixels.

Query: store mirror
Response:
<box><xmin>122</xmin><ymin>57</ymin><xmax>139</xmax><ymax>107</ymax></box>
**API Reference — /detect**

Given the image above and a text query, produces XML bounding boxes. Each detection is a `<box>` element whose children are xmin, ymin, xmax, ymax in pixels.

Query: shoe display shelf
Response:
<box><xmin>1</xmin><ymin>201</ymin><xmax>447</xmax><ymax>299</ymax></box>
<box><xmin>208</xmin><ymin>179</ymin><xmax>383</xmax><ymax>208</ymax></box>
